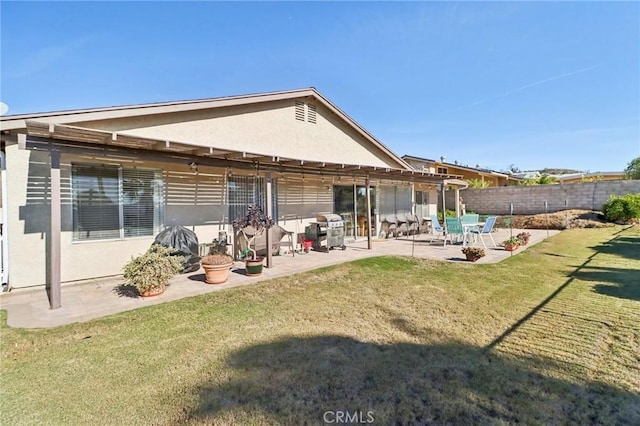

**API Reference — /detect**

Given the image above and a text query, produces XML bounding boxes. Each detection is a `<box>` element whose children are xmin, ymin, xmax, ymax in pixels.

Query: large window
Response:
<box><xmin>72</xmin><ymin>164</ymin><xmax>164</xmax><ymax>241</ymax></box>
<box><xmin>227</xmin><ymin>176</ymin><xmax>278</xmax><ymax>223</ymax></box>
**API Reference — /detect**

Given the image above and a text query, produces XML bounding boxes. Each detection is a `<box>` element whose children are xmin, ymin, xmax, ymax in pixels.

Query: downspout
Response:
<box><xmin>0</xmin><ymin>147</ymin><xmax>9</xmax><ymax>291</ymax></box>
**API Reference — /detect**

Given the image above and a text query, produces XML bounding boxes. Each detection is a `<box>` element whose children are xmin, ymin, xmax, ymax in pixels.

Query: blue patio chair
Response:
<box><xmin>429</xmin><ymin>214</ymin><xmax>445</xmax><ymax>243</ymax></box>
<box><xmin>444</xmin><ymin>217</ymin><xmax>466</xmax><ymax>247</ymax></box>
<box><xmin>469</xmin><ymin>216</ymin><xmax>498</xmax><ymax>249</ymax></box>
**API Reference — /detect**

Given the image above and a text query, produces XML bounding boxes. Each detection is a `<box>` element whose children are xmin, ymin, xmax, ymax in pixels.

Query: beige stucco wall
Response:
<box><xmin>5</xmin><ymin>145</ymin><xmax>344</xmax><ymax>288</ymax></box>
<box><xmin>6</xmin><ymin>147</ymin><xmax>235</xmax><ymax>288</ymax></box>
<box><xmin>74</xmin><ymin>100</ymin><xmax>399</xmax><ymax>168</ymax></box>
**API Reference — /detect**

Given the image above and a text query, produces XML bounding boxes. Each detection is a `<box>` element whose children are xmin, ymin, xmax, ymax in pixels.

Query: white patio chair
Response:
<box><xmin>469</xmin><ymin>216</ymin><xmax>498</xmax><ymax>249</ymax></box>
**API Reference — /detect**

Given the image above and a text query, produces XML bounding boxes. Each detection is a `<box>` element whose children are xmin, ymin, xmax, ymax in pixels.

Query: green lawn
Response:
<box><xmin>1</xmin><ymin>226</ymin><xmax>639</xmax><ymax>425</ymax></box>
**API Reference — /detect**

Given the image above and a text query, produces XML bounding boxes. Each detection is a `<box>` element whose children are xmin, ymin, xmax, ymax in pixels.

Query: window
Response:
<box><xmin>437</xmin><ymin>167</ymin><xmax>448</xmax><ymax>174</ymax></box>
<box><xmin>72</xmin><ymin>164</ymin><xmax>164</xmax><ymax>241</ymax></box>
<box><xmin>228</xmin><ymin>176</ymin><xmax>278</xmax><ymax>223</ymax></box>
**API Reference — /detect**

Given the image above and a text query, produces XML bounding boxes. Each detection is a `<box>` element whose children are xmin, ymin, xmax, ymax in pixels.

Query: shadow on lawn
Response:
<box><xmin>185</xmin><ymin>332</ymin><xmax>639</xmax><ymax>425</ymax></box>
<box><xmin>589</xmin><ymin>235</ymin><xmax>640</xmax><ymax>262</ymax></box>
<box><xmin>572</xmin><ymin>265</ymin><xmax>640</xmax><ymax>302</ymax></box>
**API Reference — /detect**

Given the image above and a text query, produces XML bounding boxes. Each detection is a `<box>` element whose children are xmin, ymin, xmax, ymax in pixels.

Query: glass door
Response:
<box><xmin>356</xmin><ymin>185</ymin><xmax>376</xmax><ymax>237</ymax></box>
<box><xmin>333</xmin><ymin>185</ymin><xmax>355</xmax><ymax>238</ymax></box>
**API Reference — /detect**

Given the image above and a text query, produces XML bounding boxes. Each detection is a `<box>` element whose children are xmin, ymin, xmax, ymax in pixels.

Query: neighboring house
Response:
<box><xmin>548</xmin><ymin>171</ymin><xmax>627</xmax><ymax>183</ymax></box>
<box><xmin>511</xmin><ymin>171</ymin><xmax>541</xmax><ymax>180</ymax></box>
<box><xmin>402</xmin><ymin>155</ymin><xmax>520</xmax><ymax>187</ymax></box>
<box><xmin>0</xmin><ymin>88</ymin><xmax>459</xmax><ymax>291</ymax></box>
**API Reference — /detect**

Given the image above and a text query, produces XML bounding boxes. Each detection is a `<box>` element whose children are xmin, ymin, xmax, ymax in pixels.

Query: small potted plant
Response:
<box><xmin>232</xmin><ymin>204</ymin><xmax>274</xmax><ymax>276</ymax></box>
<box><xmin>502</xmin><ymin>237</ymin><xmax>521</xmax><ymax>252</ymax></box>
<box><xmin>122</xmin><ymin>244</ymin><xmax>183</xmax><ymax>297</ymax></box>
<box><xmin>462</xmin><ymin>246</ymin><xmax>485</xmax><ymax>262</ymax></box>
<box><xmin>201</xmin><ymin>238</ymin><xmax>234</xmax><ymax>284</ymax></box>
<box><xmin>516</xmin><ymin>232</ymin><xmax>531</xmax><ymax>245</ymax></box>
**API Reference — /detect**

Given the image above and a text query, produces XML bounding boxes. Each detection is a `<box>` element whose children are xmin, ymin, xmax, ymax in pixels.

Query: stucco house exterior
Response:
<box><xmin>403</xmin><ymin>155</ymin><xmax>520</xmax><ymax>187</ymax></box>
<box><xmin>0</xmin><ymin>88</ymin><xmax>459</xmax><ymax>294</ymax></box>
<box><xmin>548</xmin><ymin>171</ymin><xmax>627</xmax><ymax>183</ymax></box>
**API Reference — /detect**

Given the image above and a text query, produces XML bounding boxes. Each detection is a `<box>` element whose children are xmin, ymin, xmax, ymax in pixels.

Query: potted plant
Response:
<box><xmin>122</xmin><ymin>244</ymin><xmax>183</xmax><ymax>297</ymax></box>
<box><xmin>201</xmin><ymin>238</ymin><xmax>234</xmax><ymax>284</ymax></box>
<box><xmin>232</xmin><ymin>204</ymin><xmax>274</xmax><ymax>276</ymax></box>
<box><xmin>502</xmin><ymin>237</ymin><xmax>521</xmax><ymax>252</ymax></box>
<box><xmin>462</xmin><ymin>246</ymin><xmax>485</xmax><ymax>262</ymax></box>
<box><xmin>516</xmin><ymin>232</ymin><xmax>531</xmax><ymax>245</ymax></box>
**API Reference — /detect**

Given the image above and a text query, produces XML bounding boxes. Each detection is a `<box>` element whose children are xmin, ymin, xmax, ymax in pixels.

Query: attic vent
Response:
<box><xmin>307</xmin><ymin>104</ymin><xmax>317</xmax><ymax>124</ymax></box>
<box><xmin>295</xmin><ymin>101</ymin><xmax>305</xmax><ymax>121</ymax></box>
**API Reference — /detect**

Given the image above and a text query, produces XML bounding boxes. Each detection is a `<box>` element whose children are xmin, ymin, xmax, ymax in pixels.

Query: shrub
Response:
<box><xmin>602</xmin><ymin>193</ymin><xmax>640</xmax><ymax>222</ymax></box>
<box><xmin>123</xmin><ymin>244</ymin><xmax>183</xmax><ymax>295</ymax></box>
<box><xmin>462</xmin><ymin>246</ymin><xmax>485</xmax><ymax>261</ymax></box>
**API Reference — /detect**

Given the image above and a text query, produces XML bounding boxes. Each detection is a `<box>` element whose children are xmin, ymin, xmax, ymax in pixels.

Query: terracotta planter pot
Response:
<box><xmin>245</xmin><ymin>257</ymin><xmax>264</xmax><ymax>276</ymax></box>
<box><xmin>465</xmin><ymin>253</ymin><xmax>482</xmax><ymax>262</ymax></box>
<box><xmin>140</xmin><ymin>286</ymin><xmax>165</xmax><ymax>298</ymax></box>
<box><xmin>202</xmin><ymin>261</ymin><xmax>233</xmax><ymax>284</ymax></box>
<box><xmin>503</xmin><ymin>244</ymin><xmax>519</xmax><ymax>252</ymax></box>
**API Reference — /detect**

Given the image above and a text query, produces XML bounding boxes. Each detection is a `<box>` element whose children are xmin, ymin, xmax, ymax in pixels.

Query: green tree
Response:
<box><xmin>625</xmin><ymin>157</ymin><xmax>640</xmax><ymax>179</ymax></box>
<box><xmin>466</xmin><ymin>178</ymin><xmax>490</xmax><ymax>188</ymax></box>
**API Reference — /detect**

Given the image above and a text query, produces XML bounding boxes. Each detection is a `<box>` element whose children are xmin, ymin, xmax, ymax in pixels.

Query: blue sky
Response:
<box><xmin>1</xmin><ymin>1</ymin><xmax>639</xmax><ymax>172</ymax></box>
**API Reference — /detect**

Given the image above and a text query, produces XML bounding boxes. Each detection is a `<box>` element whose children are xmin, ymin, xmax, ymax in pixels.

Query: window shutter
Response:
<box><xmin>72</xmin><ymin>165</ymin><xmax>121</xmax><ymax>241</ymax></box>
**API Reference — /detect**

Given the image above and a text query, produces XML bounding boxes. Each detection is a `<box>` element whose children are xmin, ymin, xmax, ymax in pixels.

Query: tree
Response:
<box><xmin>625</xmin><ymin>157</ymin><xmax>640</xmax><ymax>179</ymax></box>
<box><xmin>466</xmin><ymin>178</ymin><xmax>490</xmax><ymax>188</ymax></box>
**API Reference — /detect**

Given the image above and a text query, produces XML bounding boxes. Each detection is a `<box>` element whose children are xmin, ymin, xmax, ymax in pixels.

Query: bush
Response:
<box><xmin>123</xmin><ymin>244</ymin><xmax>183</xmax><ymax>295</ymax></box>
<box><xmin>602</xmin><ymin>193</ymin><xmax>640</xmax><ymax>222</ymax></box>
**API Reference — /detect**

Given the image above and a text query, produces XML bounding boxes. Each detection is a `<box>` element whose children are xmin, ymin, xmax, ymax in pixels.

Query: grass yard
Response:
<box><xmin>1</xmin><ymin>226</ymin><xmax>639</xmax><ymax>425</ymax></box>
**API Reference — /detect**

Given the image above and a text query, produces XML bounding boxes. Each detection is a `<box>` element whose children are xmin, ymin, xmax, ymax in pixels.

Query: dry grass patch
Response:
<box><xmin>1</xmin><ymin>226</ymin><xmax>639</xmax><ymax>425</ymax></box>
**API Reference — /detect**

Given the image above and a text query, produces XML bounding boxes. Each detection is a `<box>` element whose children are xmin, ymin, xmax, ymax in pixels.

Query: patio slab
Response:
<box><xmin>0</xmin><ymin>228</ymin><xmax>558</xmax><ymax>328</ymax></box>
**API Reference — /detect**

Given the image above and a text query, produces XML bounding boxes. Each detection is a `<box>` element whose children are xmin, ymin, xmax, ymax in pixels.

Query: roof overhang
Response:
<box><xmin>19</xmin><ymin>121</ymin><xmax>461</xmax><ymax>185</ymax></box>
<box><xmin>1</xmin><ymin>88</ymin><xmax>414</xmax><ymax>171</ymax></box>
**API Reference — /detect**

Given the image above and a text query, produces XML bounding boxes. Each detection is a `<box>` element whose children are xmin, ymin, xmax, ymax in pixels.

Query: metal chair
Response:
<box><xmin>469</xmin><ymin>216</ymin><xmax>498</xmax><ymax>249</ymax></box>
<box><xmin>429</xmin><ymin>214</ymin><xmax>445</xmax><ymax>243</ymax></box>
<box><xmin>444</xmin><ymin>217</ymin><xmax>466</xmax><ymax>247</ymax></box>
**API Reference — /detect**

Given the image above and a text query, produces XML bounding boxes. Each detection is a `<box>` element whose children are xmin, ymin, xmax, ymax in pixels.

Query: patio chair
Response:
<box><xmin>429</xmin><ymin>214</ymin><xmax>445</xmax><ymax>243</ymax></box>
<box><xmin>395</xmin><ymin>212</ymin><xmax>409</xmax><ymax>237</ymax></box>
<box><xmin>380</xmin><ymin>214</ymin><xmax>398</xmax><ymax>239</ymax></box>
<box><xmin>460</xmin><ymin>214</ymin><xmax>479</xmax><ymax>226</ymax></box>
<box><xmin>468</xmin><ymin>216</ymin><xmax>498</xmax><ymax>249</ymax></box>
<box><xmin>236</xmin><ymin>224</ymin><xmax>295</xmax><ymax>258</ymax></box>
<box><xmin>444</xmin><ymin>217</ymin><xmax>466</xmax><ymax>247</ymax></box>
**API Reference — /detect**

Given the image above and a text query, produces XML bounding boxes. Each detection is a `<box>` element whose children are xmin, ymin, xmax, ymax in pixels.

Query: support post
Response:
<box><xmin>50</xmin><ymin>149</ymin><xmax>61</xmax><ymax>309</ymax></box>
<box><xmin>366</xmin><ymin>177</ymin><xmax>372</xmax><ymax>250</ymax></box>
<box><xmin>441</xmin><ymin>183</ymin><xmax>447</xmax><ymax>233</ymax></box>
<box><xmin>265</xmin><ymin>172</ymin><xmax>273</xmax><ymax>268</ymax></box>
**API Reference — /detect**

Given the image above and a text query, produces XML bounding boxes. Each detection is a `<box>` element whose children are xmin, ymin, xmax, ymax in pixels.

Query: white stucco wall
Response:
<box><xmin>74</xmin><ymin>100</ymin><xmax>400</xmax><ymax>168</ymax></box>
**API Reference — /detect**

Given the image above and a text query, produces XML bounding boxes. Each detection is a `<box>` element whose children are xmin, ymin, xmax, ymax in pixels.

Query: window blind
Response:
<box><xmin>72</xmin><ymin>165</ymin><xmax>121</xmax><ymax>241</ymax></box>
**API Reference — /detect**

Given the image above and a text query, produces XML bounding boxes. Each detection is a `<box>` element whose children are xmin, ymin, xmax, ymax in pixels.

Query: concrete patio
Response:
<box><xmin>0</xmin><ymin>228</ymin><xmax>558</xmax><ymax>328</ymax></box>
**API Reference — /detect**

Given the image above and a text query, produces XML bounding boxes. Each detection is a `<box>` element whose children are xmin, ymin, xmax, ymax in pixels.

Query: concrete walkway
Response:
<box><xmin>0</xmin><ymin>228</ymin><xmax>558</xmax><ymax>328</ymax></box>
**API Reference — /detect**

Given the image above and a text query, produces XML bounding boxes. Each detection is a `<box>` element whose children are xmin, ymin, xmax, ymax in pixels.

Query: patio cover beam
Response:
<box><xmin>27</xmin><ymin>120</ymin><xmax>459</xmax><ymax>183</ymax></box>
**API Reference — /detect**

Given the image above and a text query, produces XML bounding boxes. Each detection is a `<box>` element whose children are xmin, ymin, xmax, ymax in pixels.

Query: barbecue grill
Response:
<box><xmin>308</xmin><ymin>213</ymin><xmax>346</xmax><ymax>252</ymax></box>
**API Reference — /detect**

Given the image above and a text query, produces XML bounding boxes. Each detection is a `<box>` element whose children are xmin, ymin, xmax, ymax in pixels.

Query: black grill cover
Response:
<box><xmin>153</xmin><ymin>225</ymin><xmax>200</xmax><ymax>273</ymax></box>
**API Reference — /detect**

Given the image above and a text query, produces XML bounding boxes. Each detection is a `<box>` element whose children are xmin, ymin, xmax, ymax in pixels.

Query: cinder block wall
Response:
<box><xmin>445</xmin><ymin>180</ymin><xmax>640</xmax><ymax>215</ymax></box>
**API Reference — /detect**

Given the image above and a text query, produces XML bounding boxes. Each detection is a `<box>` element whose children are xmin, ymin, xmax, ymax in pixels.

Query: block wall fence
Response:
<box><xmin>441</xmin><ymin>180</ymin><xmax>640</xmax><ymax>215</ymax></box>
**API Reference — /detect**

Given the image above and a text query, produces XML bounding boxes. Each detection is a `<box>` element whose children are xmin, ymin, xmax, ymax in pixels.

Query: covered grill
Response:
<box><xmin>307</xmin><ymin>213</ymin><xmax>346</xmax><ymax>252</ymax></box>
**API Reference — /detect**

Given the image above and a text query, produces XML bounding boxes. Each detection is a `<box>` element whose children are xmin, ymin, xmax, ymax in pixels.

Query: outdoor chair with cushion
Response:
<box><xmin>380</xmin><ymin>215</ymin><xmax>398</xmax><ymax>239</ymax></box>
<box><xmin>235</xmin><ymin>224</ymin><xmax>295</xmax><ymax>258</ymax></box>
<box><xmin>469</xmin><ymin>216</ymin><xmax>498</xmax><ymax>249</ymax></box>
<box><xmin>395</xmin><ymin>211</ymin><xmax>410</xmax><ymax>237</ymax></box>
